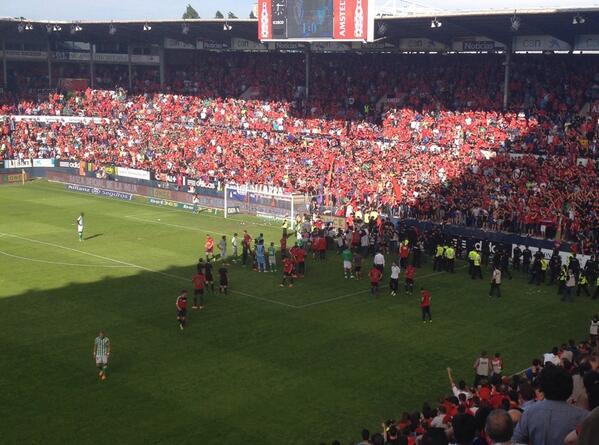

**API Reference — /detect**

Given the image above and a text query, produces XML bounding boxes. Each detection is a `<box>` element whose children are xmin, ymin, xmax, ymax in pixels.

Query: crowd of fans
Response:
<box><xmin>321</xmin><ymin>334</ymin><xmax>599</xmax><ymax>445</ymax></box>
<box><xmin>1</xmin><ymin>54</ymin><xmax>599</xmax><ymax>246</ymax></box>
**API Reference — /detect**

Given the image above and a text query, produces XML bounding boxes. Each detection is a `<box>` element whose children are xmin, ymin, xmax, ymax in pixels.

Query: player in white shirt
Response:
<box><xmin>389</xmin><ymin>261</ymin><xmax>401</xmax><ymax>296</ymax></box>
<box><xmin>231</xmin><ymin>233</ymin><xmax>238</xmax><ymax>262</ymax></box>
<box><xmin>590</xmin><ymin>314</ymin><xmax>599</xmax><ymax>343</ymax></box>
<box><xmin>76</xmin><ymin>212</ymin><xmax>84</xmax><ymax>241</ymax></box>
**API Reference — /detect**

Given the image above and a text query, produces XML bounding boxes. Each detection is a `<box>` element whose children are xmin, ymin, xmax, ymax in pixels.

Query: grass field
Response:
<box><xmin>0</xmin><ymin>180</ymin><xmax>595</xmax><ymax>445</ymax></box>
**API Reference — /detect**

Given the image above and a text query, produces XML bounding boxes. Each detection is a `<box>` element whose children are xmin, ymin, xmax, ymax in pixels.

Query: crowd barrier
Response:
<box><xmin>400</xmin><ymin>219</ymin><xmax>588</xmax><ymax>264</ymax></box>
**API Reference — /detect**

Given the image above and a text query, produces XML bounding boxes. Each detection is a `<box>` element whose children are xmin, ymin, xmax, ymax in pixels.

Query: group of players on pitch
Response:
<box><xmin>174</xmin><ymin>220</ymin><xmax>434</xmax><ymax>331</ymax></box>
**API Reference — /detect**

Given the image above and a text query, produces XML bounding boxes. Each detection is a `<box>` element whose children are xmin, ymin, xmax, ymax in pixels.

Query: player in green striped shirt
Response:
<box><xmin>76</xmin><ymin>212</ymin><xmax>84</xmax><ymax>242</ymax></box>
<box><xmin>93</xmin><ymin>330</ymin><xmax>111</xmax><ymax>381</ymax></box>
<box><xmin>342</xmin><ymin>247</ymin><xmax>353</xmax><ymax>279</ymax></box>
<box><xmin>268</xmin><ymin>242</ymin><xmax>277</xmax><ymax>272</ymax></box>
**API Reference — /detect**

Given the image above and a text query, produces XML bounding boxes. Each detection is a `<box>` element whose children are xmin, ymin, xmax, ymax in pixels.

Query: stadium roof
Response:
<box><xmin>0</xmin><ymin>7</ymin><xmax>598</xmax><ymax>48</ymax></box>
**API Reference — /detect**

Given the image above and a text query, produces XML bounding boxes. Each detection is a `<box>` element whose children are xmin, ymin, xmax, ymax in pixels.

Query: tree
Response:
<box><xmin>182</xmin><ymin>4</ymin><xmax>200</xmax><ymax>19</ymax></box>
<box><xmin>227</xmin><ymin>12</ymin><xmax>238</xmax><ymax>19</ymax></box>
<box><xmin>214</xmin><ymin>10</ymin><xmax>224</xmax><ymax>19</ymax></box>
<box><xmin>249</xmin><ymin>10</ymin><xmax>256</xmax><ymax>19</ymax></box>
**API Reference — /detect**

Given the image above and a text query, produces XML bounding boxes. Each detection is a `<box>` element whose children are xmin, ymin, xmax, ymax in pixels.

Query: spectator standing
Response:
<box><xmin>484</xmin><ymin>409</ymin><xmax>513</xmax><ymax>445</ymax></box>
<box><xmin>489</xmin><ymin>266</ymin><xmax>502</xmax><ymax>298</ymax></box>
<box><xmin>473</xmin><ymin>351</ymin><xmax>491</xmax><ymax>386</ymax></box>
<box><xmin>562</xmin><ymin>270</ymin><xmax>576</xmax><ymax>302</ymax></box>
<box><xmin>389</xmin><ymin>261</ymin><xmax>401</xmax><ymax>296</ymax></box>
<box><xmin>373</xmin><ymin>251</ymin><xmax>385</xmax><ymax>275</ymax></box>
<box><xmin>512</xmin><ymin>365</ymin><xmax>588</xmax><ymax>445</ymax></box>
<box><xmin>590</xmin><ymin>314</ymin><xmax>599</xmax><ymax>344</ymax></box>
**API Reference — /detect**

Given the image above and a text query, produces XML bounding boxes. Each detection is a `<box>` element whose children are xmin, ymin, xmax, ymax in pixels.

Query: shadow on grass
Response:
<box><xmin>84</xmin><ymin>233</ymin><xmax>103</xmax><ymax>241</ymax></box>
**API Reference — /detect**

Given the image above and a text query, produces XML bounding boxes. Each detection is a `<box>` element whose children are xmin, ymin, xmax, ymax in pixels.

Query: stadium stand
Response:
<box><xmin>1</xmin><ymin>54</ymin><xmax>598</xmax><ymax>245</ymax></box>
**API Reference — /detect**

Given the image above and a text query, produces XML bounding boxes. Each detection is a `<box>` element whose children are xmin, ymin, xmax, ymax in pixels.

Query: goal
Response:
<box><xmin>224</xmin><ymin>184</ymin><xmax>308</xmax><ymax>228</ymax></box>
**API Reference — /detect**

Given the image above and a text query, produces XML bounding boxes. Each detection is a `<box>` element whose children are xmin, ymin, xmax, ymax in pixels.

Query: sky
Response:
<box><xmin>1</xmin><ymin>0</ymin><xmax>598</xmax><ymax>21</ymax></box>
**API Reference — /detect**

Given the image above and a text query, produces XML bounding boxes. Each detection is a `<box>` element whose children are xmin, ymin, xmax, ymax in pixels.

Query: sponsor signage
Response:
<box><xmin>130</xmin><ymin>54</ymin><xmax>160</xmax><ymax>64</ymax></box>
<box><xmin>269</xmin><ymin>41</ymin><xmax>303</xmax><ymax>51</ymax></box>
<box><xmin>65</xmin><ymin>183</ymin><xmax>133</xmax><ymax>201</ymax></box>
<box><xmin>197</xmin><ymin>40</ymin><xmax>230</xmax><ymax>50</ymax></box>
<box><xmin>59</xmin><ymin>160</ymin><xmax>81</xmax><ymax>168</ymax></box>
<box><xmin>311</xmin><ymin>41</ymin><xmax>351</xmax><ymax>52</ymax></box>
<box><xmin>513</xmin><ymin>35</ymin><xmax>571</xmax><ymax>51</ymax></box>
<box><xmin>93</xmin><ymin>53</ymin><xmax>129</xmax><ymax>63</ymax></box>
<box><xmin>332</xmin><ymin>0</ymin><xmax>369</xmax><ymax>41</ymax></box>
<box><xmin>116</xmin><ymin>166</ymin><xmax>151</xmax><ymax>181</ymax></box>
<box><xmin>53</xmin><ymin>51</ymin><xmax>91</xmax><ymax>61</ymax></box>
<box><xmin>258</xmin><ymin>0</ymin><xmax>373</xmax><ymax>41</ymax></box>
<box><xmin>32</xmin><ymin>158</ymin><xmax>56</xmax><ymax>167</ymax></box>
<box><xmin>231</xmin><ymin>38</ymin><xmax>267</xmax><ymax>52</ymax></box>
<box><xmin>147</xmin><ymin>197</ymin><xmax>196</xmax><ymax>212</ymax></box>
<box><xmin>353</xmin><ymin>41</ymin><xmax>396</xmax><ymax>51</ymax></box>
<box><xmin>454</xmin><ymin>39</ymin><xmax>504</xmax><ymax>52</ymax></box>
<box><xmin>5</xmin><ymin>159</ymin><xmax>32</xmax><ymax>169</ymax></box>
<box><xmin>0</xmin><ymin>172</ymin><xmax>26</xmax><ymax>184</ymax></box>
<box><xmin>399</xmin><ymin>38</ymin><xmax>447</xmax><ymax>52</ymax></box>
<box><xmin>164</xmin><ymin>38</ymin><xmax>197</xmax><ymax>50</ymax></box>
<box><xmin>186</xmin><ymin>178</ymin><xmax>217</xmax><ymax>190</ymax></box>
<box><xmin>4</xmin><ymin>50</ymin><xmax>47</xmax><ymax>60</ymax></box>
<box><xmin>575</xmin><ymin>35</ymin><xmax>599</xmax><ymax>51</ymax></box>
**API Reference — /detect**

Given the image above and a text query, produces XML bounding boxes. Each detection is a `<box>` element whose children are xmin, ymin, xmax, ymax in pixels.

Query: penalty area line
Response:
<box><xmin>124</xmin><ymin>215</ymin><xmax>229</xmax><ymax>237</ymax></box>
<box><xmin>296</xmin><ymin>265</ymin><xmax>468</xmax><ymax>309</ymax></box>
<box><xmin>0</xmin><ymin>231</ymin><xmax>297</xmax><ymax>309</ymax></box>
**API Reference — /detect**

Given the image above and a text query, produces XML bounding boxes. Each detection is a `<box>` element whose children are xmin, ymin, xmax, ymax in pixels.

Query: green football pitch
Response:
<box><xmin>0</xmin><ymin>180</ymin><xmax>595</xmax><ymax>445</ymax></box>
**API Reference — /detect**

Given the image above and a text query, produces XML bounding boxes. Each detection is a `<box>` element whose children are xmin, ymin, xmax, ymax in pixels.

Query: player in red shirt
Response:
<box><xmin>204</xmin><ymin>235</ymin><xmax>214</xmax><ymax>262</ymax></box>
<box><xmin>317</xmin><ymin>234</ymin><xmax>327</xmax><ymax>260</ymax></box>
<box><xmin>191</xmin><ymin>271</ymin><xmax>206</xmax><ymax>310</ymax></box>
<box><xmin>290</xmin><ymin>244</ymin><xmax>306</xmax><ymax>277</ymax></box>
<box><xmin>368</xmin><ymin>266</ymin><xmax>383</xmax><ymax>297</ymax></box>
<box><xmin>399</xmin><ymin>243</ymin><xmax>410</xmax><ymax>269</ymax></box>
<box><xmin>420</xmin><ymin>288</ymin><xmax>432</xmax><ymax>323</ymax></box>
<box><xmin>176</xmin><ymin>290</ymin><xmax>188</xmax><ymax>330</ymax></box>
<box><xmin>405</xmin><ymin>264</ymin><xmax>416</xmax><ymax>294</ymax></box>
<box><xmin>311</xmin><ymin>233</ymin><xmax>320</xmax><ymax>260</ymax></box>
<box><xmin>280</xmin><ymin>255</ymin><xmax>295</xmax><ymax>288</ymax></box>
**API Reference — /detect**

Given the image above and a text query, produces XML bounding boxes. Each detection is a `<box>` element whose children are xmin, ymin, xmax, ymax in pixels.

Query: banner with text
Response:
<box><xmin>513</xmin><ymin>35</ymin><xmax>571</xmax><ymax>52</ymax></box>
<box><xmin>116</xmin><ymin>166</ymin><xmax>151</xmax><ymax>181</ymax></box>
<box><xmin>4</xmin><ymin>159</ymin><xmax>32</xmax><ymax>169</ymax></box>
<box><xmin>65</xmin><ymin>183</ymin><xmax>133</xmax><ymax>201</ymax></box>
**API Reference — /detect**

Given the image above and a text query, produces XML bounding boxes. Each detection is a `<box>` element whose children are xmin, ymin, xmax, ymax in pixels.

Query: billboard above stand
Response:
<box><xmin>258</xmin><ymin>0</ymin><xmax>375</xmax><ymax>43</ymax></box>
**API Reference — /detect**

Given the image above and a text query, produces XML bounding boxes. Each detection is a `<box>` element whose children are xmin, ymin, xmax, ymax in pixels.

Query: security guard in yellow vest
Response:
<box><xmin>594</xmin><ymin>277</ymin><xmax>599</xmax><ymax>300</ymax></box>
<box><xmin>539</xmin><ymin>257</ymin><xmax>549</xmax><ymax>284</ymax></box>
<box><xmin>557</xmin><ymin>265</ymin><xmax>568</xmax><ymax>295</ymax></box>
<box><xmin>434</xmin><ymin>244</ymin><xmax>444</xmax><ymax>272</ymax></box>
<box><xmin>445</xmin><ymin>245</ymin><xmax>456</xmax><ymax>273</ymax></box>
<box><xmin>468</xmin><ymin>249</ymin><xmax>477</xmax><ymax>277</ymax></box>
<box><xmin>577</xmin><ymin>273</ymin><xmax>590</xmax><ymax>297</ymax></box>
<box><xmin>281</xmin><ymin>219</ymin><xmax>289</xmax><ymax>236</ymax></box>
<box><xmin>472</xmin><ymin>250</ymin><xmax>483</xmax><ymax>280</ymax></box>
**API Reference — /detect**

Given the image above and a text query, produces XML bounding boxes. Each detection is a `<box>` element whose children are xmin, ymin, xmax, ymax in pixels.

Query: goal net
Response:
<box><xmin>224</xmin><ymin>184</ymin><xmax>308</xmax><ymax>228</ymax></box>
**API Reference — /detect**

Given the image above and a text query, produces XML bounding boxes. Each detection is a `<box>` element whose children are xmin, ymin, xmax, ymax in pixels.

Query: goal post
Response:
<box><xmin>224</xmin><ymin>184</ymin><xmax>308</xmax><ymax>229</ymax></box>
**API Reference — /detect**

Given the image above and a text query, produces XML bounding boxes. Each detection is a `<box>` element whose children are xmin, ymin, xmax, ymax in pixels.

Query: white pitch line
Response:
<box><xmin>0</xmin><ymin>231</ymin><xmax>295</xmax><ymax>309</ymax></box>
<box><xmin>125</xmin><ymin>215</ymin><xmax>229</xmax><ymax>236</ymax></box>
<box><xmin>229</xmin><ymin>289</ymin><xmax>298</xmax><ymax>309</ymax></box>
<box><xmin>38</xmin><ymin>181</ymin><xmax>276</xmax><ymax>228</ymax></box>
<box><xmin>297</xmin><ymin>266</ymin><xmax>468</xmax><ymax>309</ymax></box>
<box><xmin>0</xmin><ymin>249</ymin><xmax>133</xmax><ymax>268</ymax></box>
